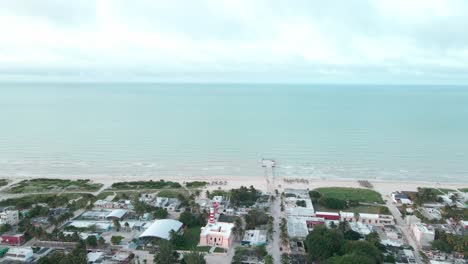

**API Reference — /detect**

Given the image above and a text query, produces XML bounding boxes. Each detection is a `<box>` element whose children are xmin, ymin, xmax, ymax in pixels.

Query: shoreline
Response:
<box><xmin>2</xmin><ymin>174</ymin><xmax>467</xmax><ymax>197</ymax></box>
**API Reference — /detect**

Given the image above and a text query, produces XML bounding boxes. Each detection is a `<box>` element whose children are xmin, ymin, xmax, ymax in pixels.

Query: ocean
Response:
<box><xmin>1</xmin><ymin>83</ymin><xmax>467</xmax><ymax>182</ymax></box>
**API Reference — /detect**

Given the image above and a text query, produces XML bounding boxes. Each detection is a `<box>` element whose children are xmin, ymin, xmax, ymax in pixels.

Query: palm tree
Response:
<box><xmin>354</xmin><ymin>212</ymin><xmax>360</xmax><ymax>223</ymax></box>
<box><xmin>234</xmin><ymin>217</ymin><xmax>244</xmax><ymax>240</ymax></box>
<box><xmin>183</xmin><ymin>250</ymin><xmax>206</xmax><ymax>264</ymax></box>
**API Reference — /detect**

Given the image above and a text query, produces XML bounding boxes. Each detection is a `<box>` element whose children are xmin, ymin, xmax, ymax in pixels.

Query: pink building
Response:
<box><xmin>198</xmin><ymin>208</ymin><xmax>234</xmax><ymax>249</ymax></box>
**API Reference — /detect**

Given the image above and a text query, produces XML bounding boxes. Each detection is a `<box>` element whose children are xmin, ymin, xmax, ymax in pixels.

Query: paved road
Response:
<box><xmin>268</xmin><ymin>196</ymin><xmax>281</xmax><ymax>264</ymax></box>
<box><xmin>385</xmin><ymin>197</ymin><xmax>422</xmax><ymax>263</ymax></box>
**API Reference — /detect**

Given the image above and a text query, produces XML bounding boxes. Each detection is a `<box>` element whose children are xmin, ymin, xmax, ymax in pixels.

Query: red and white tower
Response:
<box><xmin>212</xmin><ymin>201</ymin><xmax>219</xmax><ymax>215</ymax></box>
<box><xmin>208</xmin><ymin>207</ymin><xmax>215</xmax><ymax>225</ymax></box>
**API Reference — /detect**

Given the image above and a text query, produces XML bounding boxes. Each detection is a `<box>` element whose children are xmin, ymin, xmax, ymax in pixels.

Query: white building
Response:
<box><xmin>139</xmin><ymin>219</ymin><xmax>183</xmax><ymax>240</ymax></box>
<box><xmin>348</xmin><ymin>222</ymin><xmax>373</xmax><ymax>236</ymax></box>
<box><xmin>0</xmin><ymin>210</ymin><xmax>19</xmax><ymax>225</ymax></box>
<box><xmin>241</xmin><ymin>230</ymin><xmax>267</xmax><ymax>246</ymax></box>
<box><xmin>5</xmin><ymin>247</ymin><xmax>33</xmax><ymax>262</ymax></box>
<box><xmin>412</xmin><ymin>223</ymin><xmax>435</xmax><ymax>248</ymax></box>
<box><xmin>284</xmin><ymin>197</ymin><xmax>315</xmax><ymax>217</ymax></box>
<box><xmin>340</xmin><ymin>212</ymin><xmax>394</xmax><ymax>226</ymax></box>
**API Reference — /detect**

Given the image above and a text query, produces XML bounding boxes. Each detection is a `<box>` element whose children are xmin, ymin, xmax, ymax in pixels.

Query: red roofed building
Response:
<box><xmin>315</xmin><ymin>211</ymin><xmax>340</xmax><ymax>221</ymax></box>
<box><xmin>0</xmin><ymin>233</ymin><xmax>25</xmax><ymax>246</ymax></box>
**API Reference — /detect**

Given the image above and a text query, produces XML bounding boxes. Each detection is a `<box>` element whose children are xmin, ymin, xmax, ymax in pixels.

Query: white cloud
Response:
<box><xmin>0</xmin><ymin>0</ymin><xmax>467</xmax><ymax>83</ymax></box>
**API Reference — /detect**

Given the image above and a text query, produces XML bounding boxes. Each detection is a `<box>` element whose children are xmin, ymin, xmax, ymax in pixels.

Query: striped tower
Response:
<box><xmin>208</xmin><ymin>207</ymin><xmax>215</xmax><ymax>224</ymax></box>
<box><xmin>212</xmin><ymin>201</ymin><xmax>219</xmax><ymax>215</ymax></box>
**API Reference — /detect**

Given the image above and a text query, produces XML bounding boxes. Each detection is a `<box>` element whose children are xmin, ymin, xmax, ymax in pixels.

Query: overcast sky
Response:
<box><xmin>1</xmin><ymin>0</ymin><xmax>468</xmax><ymax>83</ymax></box>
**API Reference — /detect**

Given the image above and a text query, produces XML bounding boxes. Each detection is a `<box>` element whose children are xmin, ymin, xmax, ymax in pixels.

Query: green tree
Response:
<box><xmin>264</xmin><ymin>255</ymin><xmax>274</xmax><ymax>264</ymax></box>
<box><xmin>305</xmin><ymin>225</ymin><xmax>344</xmax><ymax>261</ymax></box>
<box><xmin>183</xmin><ymin>250</ymin><xmax>206</xmax><ymax>264</ymax></box>
<box><xmin>111</xmin><ymin>235</ymin><xmax>124</xmax><ymax>245</ymax></box>
<box><xmin>0</xmin><ymin>224</ymin><xmax>11</xmax><ymax>233</ymax></box>
<box><xmin>154</xmin><ymin>208</ymin><xmax>169</xmax><ymax>219</ymax></box>
<box><xmin>154</xmin><ymin>240</ymin><xmax>177</xmax><ymax>264</ymax></box>
<box><xmin>86</xmin><ymin>235</ymin><xmax>98</xmax><ymax>247</ymax></box>
<box><xmin>319</xmin><ymin>197</ymin><xmax>348</xmax><ymax>209</ymax></box>
<box><xmin>98</xmin><ymin>236</ymin><xmax>106</xmax><ymax>247</ymax></box>
<box><xmin>113</xmin><ymin>219</ymin><xmax>121</xmax><ymax>231</ymax></box>
<box><xmin>281</xmin><ymin>253</ymin><xmax>290</xmax><ymax>264</ymax></box>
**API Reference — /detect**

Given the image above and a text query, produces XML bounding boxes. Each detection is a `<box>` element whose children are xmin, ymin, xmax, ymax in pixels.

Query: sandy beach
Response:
<box><xmin>2</xmin><ymin>174</ymin><xmax>467</xmax><ymax>198</ymax></box>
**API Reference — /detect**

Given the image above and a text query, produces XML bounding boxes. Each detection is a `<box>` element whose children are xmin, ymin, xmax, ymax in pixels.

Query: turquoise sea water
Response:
<box><xmin>0</xmin><ymin>83</ymin><xmax>467</xmax><ymax>182</ymax></box>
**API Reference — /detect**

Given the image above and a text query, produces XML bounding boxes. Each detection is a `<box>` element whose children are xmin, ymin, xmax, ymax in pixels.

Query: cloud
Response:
<box><xmin>0</xmin><ymin>0</ymin><xmax>467</xmax><ymax>83</ymax></box>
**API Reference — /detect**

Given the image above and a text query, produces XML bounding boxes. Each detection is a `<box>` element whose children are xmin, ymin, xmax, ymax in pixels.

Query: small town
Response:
<box><xmin>0</xmin><ymin>176</ymin><xmax>467</xmax><ymax>264</ymax></box>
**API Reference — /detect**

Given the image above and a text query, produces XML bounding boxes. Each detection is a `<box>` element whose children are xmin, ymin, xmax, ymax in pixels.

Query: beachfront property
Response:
<box><xmin>412</xmin><ymin>223</ymin><xmax>435</xmax><ymax>248</ymax></box>
<box><xmin>340</xmin><ymin>212</ymin><xmax>394</xmax><ymax>226</ymax></box>
<box><xmin>0</xmin><ymin>209</ymin><xmax>19</xmax><ymax>225</ymax></box>
<box><xmin>391</xmin><ymin>192</ymin><xmax>413</xmax><ymax>205</ymax></box>
<box><xmin>283</xmin><ymin>189</ymin><xmax>315</xmax><ymax>218</ymax></box>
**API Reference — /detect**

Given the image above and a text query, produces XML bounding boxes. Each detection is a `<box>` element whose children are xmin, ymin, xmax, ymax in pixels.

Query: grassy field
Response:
<box><xmin>314</xmin><ymin>187</ymin><xmax>384</xmax><ymax>204</ymax></box>
<box><xmin>109</xmin><ymin>180</ymin><xmax>181</xmax><ymax>190</ymax></box>
<box><xmin>6</xmin><ymin>178</ymin><xmax>103</xmax><ymax>194</ymax></box>
<box><xmin>0</xmin><ymin>179</ymin><xmax>8</xmax><ymax>188</ymax></box>
<box><xmin>314</xmin><ymin>203</ymin><xmax>388</xmax><ymax>214</ymax></box>
<box><xmin>214</xmin><ymin>247</ymin><xmax>227</xmax><ymax>253</ymax></box>
<box><xmin>176</xmin><ymin>226</ymin><xmax>202</xmax><ymax>250</ymax></box>
<box><xmin>185</xmin><ymin>181</ymin><xmax>208</xmax><ymax>188</ymax></box>
<box><xmin>459</xmin><ymin>188</ymin><xmax>468</xmax><ymax>192</ymax></box>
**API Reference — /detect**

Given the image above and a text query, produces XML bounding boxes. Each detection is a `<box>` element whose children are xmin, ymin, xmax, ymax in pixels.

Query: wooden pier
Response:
<box><xmin>262</xmin><ymin>159</ymin><xmax>276</xmax><ymax>195</ymax></box>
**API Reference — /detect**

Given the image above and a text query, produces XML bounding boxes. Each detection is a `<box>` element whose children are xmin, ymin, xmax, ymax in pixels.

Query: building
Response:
<box><xmin>420</xmin><ymin>207</ymin><xmax>442</xmax><ymax>220</ymax></box>
<box><xmin>340</xmin><ymin>212</ymin><xmax>394</xmax><ymax>226</ymax></box>
<box><xmin>315</xmin><ymin>211</ymin><xmax>340</xmax><ymax>221</ymax></box>
<box><xmin>348</xmin><ymin>222</ymin><xmax>373</xmax><ymax>236</ymax></box>
<box><xmin>139</xmin><ymin>219</ymin><xmax>183</xmax><ymax>240</ymax></box>
<box><xmin>31</xmin><ymin>217</ymin><xmax>51</xmax><ymax>228</ymax></box>
<box><xmin>94</xmin><ymin>199</ymin><xmax>133</xmax><ymax>210</ymax></box>
<box><xmin>305</xmin><ymin>217</ymin><xmax>326</xmax><ymax>228</ymax></box>
<box><xmin>412</xmin><ymin>223</ymin><xmax>435</xmax><ymax>248</ymax></box>
<box><xmin>0</xmin><ymin>210</ymin><xmax>19</xmax><ymax>225</ymax></box>
<box><xmin>392</xmin><ymin>192</ymin><xmax>413</xmax><ymax>205</ymax></box>
<box><xmin>4</xmin><ymin>247</ymin><xmax>33</xmax><ymax>262</ymax></box>
<box><xmin>286</xmin><ymin>217</ymin><xmax>309</xmax><ymax>240</ymax></box>
<box><xmin>87</xmin><ymin>252</ymin><xmax>104</xmax><ymax>263</ymax></box>
<box><xmin>106</xmin><ymin>209</ymin><xmax>128</xmax><ymax>220</ymax></box>
<box><xmin>199</xmin><ymin>208</ymin><xmax>234</xmax><ymax>249</ymax></box>
<box><xmin>284</xmin><ymin>197</ymin><xmax>315</xmax><ymax>217</ymax></box>
<box><xmin>0</xmin><ymin>233</ymin><xmax>25</xmax><ymax>246</ymax></box>
<box><xmin>68</xmin><ymin>221</ymin><xmax>112</xmax><ymax>232</ymax></box>
<box><xmin>241</xmin><ymin>230</ymin><xmax>267</xmax><ymax>246</ymax></box>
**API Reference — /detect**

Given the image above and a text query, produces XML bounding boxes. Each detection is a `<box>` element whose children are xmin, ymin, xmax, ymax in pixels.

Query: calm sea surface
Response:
<box><xmin>1</xmin><ymin>83</ymin><xmax>467</xmax><ymax>182</ymax></box>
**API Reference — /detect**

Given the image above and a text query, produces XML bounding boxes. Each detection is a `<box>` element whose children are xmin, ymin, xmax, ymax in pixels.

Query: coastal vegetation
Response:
<box><xmin>229</xmin><ymin>186</ymin><xmax>260</xmax><ymax>207</ymax></box>
<box><xmin>313</xmin><ymin>187</ymin><xmax>384</xmax><ymax>204</ymax></box>
<box><xmin>110</xmin><ymin>179</ymin><xmax>181</xmax><ymax>190</ymax></box>
<box><xmin>185</xmin><ymin>181</ymin><xmax>208</xmax><ymax>188</ymax></box>
<box><xmin>0</xmin><ymin>179</ymin><xmax>7</xmax><ymax>187</ymax></box>
<box><xmin>0</xmin><ymin>193</ymin><xmax>93</xmax><ymax>209</ymax></box>
<box><xmin>6</xmin><ymin>178</ymin><xmax>102</xmax><ymax>193</ymax></box>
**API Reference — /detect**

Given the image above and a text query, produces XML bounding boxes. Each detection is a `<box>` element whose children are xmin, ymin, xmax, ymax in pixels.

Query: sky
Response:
<box><xmin>0</xmin><ymin>0</ymin><xmax>468</xmax><ymax>83</ymax></box>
